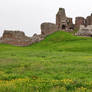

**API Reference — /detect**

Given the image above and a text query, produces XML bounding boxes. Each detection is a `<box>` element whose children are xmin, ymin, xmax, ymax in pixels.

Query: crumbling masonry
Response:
<box><xmin>42</xmin><ymin>8</ymin><xmax>92</xmax><ymax>37</ymax></box>
<box><xmin>56</xmin><ymin>8</ymin><xmax>74</xmax><ymax>31</ymax></box>
<box><xmin>0</xmin><ymin>8</ymin><xmax>92</xmax><ymax>46</ymax></box>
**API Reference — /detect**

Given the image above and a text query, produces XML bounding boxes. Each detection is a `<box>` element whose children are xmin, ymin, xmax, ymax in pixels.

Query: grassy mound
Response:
<box><xmin>31</xmin><ymin>31</ymin><xmax>92</xmax><ymax>52</ymax></box>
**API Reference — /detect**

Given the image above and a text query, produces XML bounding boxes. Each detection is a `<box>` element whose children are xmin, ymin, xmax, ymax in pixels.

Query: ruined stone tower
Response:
<box><xmin>56</xmin><ymin>8</ymin><xmax>67</xmax><ymax>30</ymax></box>
<box><xmin>75</xmin><ymin>17</ymin><xmax>85</xmax><ymax>29</ymax></box>
<box><xmin>86</xmin><ymin>14</ymin><xmax>92</xmax><ymax>25</ymax></box>
<box><xmin>56</xmin><ymin>8</ymin><xmax>73</xmax><ymax>30</ymax></box>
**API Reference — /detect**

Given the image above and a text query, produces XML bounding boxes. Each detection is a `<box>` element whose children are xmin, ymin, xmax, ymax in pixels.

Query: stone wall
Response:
<box><xmin>67</xmin><ymin>18</ymin><xmax>74</xmax><ymax>29</ymax></box>
<box><xmin>2</xmin><ymin>30</ymin><xmax>26</xmax><ymax>39</ymax></box>
<box><xmin>75</xmin><ymin>14</ymin><xmax>92</xmax><ymax>29</ymax></box>
<box><xmin>0</xmin><ymin>30</ymin><xmax>44</xmax><ymax>46</ymax></box>
<box><xmin>0</xmin><ymin>22</ymin><xmax>58</xmax><ymax>46</ymax></box>
<box><xmin>75</xmin><ymin>25</ymin><xmax>92</xmax><ymax>36</ymax></box>
<box><xmin>75</xmin><ymin>17</ymin><xmax>85</xmax><ymax>29</ymax></box>
<box><xmin>41</xmin><ymin>22</ymin><xmax>58</xmax><ymax>37</ymax></box>
<box><xmin>56</xmin><ymin>8</ymin><xmax>92</xmax><ymax>30</ymax></box>
<box><xmin>86</xmin><ymin>14</ymin><xmax>92</xmax><ymax>25</ymax></box>
<box><xmin>56</xmin><ymin>8</ymin><xmax>67</xmax><ymax>30</ymax></box>
<box><xmin>56</xmin><ymin>8</ymin><xmax>74</xmax><ymax>31</ymax></box>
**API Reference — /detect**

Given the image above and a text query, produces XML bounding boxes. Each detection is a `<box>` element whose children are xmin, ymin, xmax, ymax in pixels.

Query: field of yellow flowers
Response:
<box><xmin>0</xmin><ymin>78</ymin><xmax>92</xmax><ymax>92</ymax></box>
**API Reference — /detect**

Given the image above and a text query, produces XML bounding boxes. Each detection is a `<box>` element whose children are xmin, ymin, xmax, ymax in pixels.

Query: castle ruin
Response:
<box><xmin>0</xmin><ymin>8</ymin><xmax>92</xmax><ymax>46</ymax></box>
<box><xmin>75</xmin><ymin>14</ymin><xmax>92</xmax><ymax>36</ymax></box>
<box><xmin>42</xmin><ymin>8</ymin><xmax>92</xmax><ymax>37</ymax></box>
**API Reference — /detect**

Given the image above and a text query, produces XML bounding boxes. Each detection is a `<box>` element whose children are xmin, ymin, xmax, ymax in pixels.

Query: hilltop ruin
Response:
<box><xmin>56</xmin><ymin>8</ymin><xmax>74</xmax><ymax>31</ymax></box>
<box><xmin>42</xmin><ymin>8</ymin><xmax>92</xmax><ymax>37</ymax></box>
<box><xmin>0</xmin><ymin>8</ymin><xmax>92</xmax><ymax>46</ymax></box>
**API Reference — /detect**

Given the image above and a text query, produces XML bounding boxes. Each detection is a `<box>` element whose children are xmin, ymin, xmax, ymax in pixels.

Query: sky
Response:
<box><xmin>0</xmin><ymin>0</ymin><xmax>92</xmax><ymax>37</ymax></box>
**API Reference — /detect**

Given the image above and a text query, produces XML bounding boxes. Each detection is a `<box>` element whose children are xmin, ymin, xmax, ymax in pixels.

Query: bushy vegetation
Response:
<box><xmin>0</xmin><ymin>31</ymin><xmax>92</xmax><ymax>91</ymax></box>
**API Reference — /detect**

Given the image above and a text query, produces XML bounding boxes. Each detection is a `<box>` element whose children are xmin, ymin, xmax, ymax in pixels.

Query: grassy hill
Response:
<box><xmin>0</xmin><ymin>31</ymin><xmax>92</xmax><ymax>92</ymax></box>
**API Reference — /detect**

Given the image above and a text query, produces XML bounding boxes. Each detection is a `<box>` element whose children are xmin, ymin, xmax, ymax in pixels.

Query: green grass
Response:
<box><xmin>0</xmin><ymin>31</ymin><xmax>92</xmax><ymax>91</ymax></box>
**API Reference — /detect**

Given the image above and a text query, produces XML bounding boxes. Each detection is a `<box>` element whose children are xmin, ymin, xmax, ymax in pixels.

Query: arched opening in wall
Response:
<box><xmin>69</xmin><ymin>27</ymin><xmax>74</xmax><ymax>30</ymax></box>
<box><xmin>90</xmin><ymin>35</ymin><xmax>92</xmax><ymax>37</ymax></box>
<box><xmin>62</xmin><ymin>25</ymin><xmax>66</xmax><ymax>29</ymax></box>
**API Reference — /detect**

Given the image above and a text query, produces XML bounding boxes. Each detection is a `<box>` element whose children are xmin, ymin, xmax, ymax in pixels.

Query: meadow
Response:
<box><xmin>0</xmin><ymin>31</ymin><xmax>92</xmax><ymax>92</ymax></box>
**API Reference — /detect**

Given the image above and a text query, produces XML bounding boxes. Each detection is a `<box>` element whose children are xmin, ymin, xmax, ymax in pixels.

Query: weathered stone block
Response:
<box><xmin>41</xmin><ymin>22</ymin><xmax>58</xmax><ymax>36</ymax></box>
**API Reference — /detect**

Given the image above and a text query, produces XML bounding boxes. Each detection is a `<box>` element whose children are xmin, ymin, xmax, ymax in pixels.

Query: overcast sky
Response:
<box><xmin>0</xmin><ymin>0</ymin><xmax>92</xmax><ymax>37</ymax></box>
